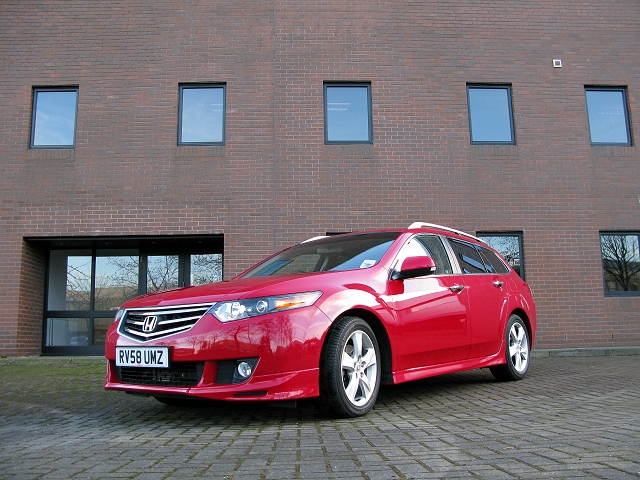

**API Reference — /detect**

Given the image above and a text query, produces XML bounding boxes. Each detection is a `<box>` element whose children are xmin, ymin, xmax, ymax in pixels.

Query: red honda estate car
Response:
<box><xmin>105</xmin><ymin>223</ymin><xmax>536</xmax><ymax>417</ymax></box>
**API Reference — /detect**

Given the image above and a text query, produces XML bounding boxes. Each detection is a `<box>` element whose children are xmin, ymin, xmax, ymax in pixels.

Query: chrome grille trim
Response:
<box><xmin>118</xmin><ymin>302</ymin><xmax>215</xmax><ymax>342</ymax></box>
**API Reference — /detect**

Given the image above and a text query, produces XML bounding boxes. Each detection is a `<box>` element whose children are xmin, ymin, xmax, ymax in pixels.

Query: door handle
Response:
<box><xmin>493</xmin><ymin>281</ymin><xmax>504</xmax><ymax>287</ymax></box>
<box><xmin>449</xmin><ymin>284</ymin><xmax>465</xmax><ymax>292</ymax></box>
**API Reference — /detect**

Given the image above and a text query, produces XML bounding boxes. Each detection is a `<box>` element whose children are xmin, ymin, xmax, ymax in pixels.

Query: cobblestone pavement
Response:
<box><xmin>1</xmin><ymin>355</ymin><xmax>639</xmax><ymax>479</ymax></box>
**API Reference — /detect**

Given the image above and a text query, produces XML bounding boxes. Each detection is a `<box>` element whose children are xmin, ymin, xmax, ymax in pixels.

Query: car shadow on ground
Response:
<box><xmin>108</xmin><ymin>367</ymin><xmax>500</xmax><ymax>426</ymax></box>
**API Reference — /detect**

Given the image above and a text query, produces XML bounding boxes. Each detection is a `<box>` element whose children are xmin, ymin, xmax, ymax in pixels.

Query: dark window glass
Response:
<box><xmin>477</xmin><ymin>233</ymin><xmax>524</xmax><ymax>278</ymax></box>
<box><xmin>479</xmin><ymin>248</ymin><xmax>510</xmax><ymax>274</ymax></box>
<box><xmin>467</xmin><ymin>85</ymin><xmax>515</xmax><ymax>144</ymax></box>
<box><xmin>31</xmin><ymin>88</ymin><xmax>78</xmax><ymax>148</ymax></box>
<box><xmin>585</xmin><ymin>88</ymin><xmax>631</xmax><ymax>145</ymax></box>
<box><xmin>324</xmin><ymin>84</ymin><xmax>372</xmax><ymax>143</ymax></box>
<box><xmin>600</xmin><ymin>233</ymin><xmax>640</xmax><ymax>295</ymax></box>
<box><xmin>179</xmin><ymin>84</ymin><xmax>225</xmax><ymax>145</ymax></box>
<box><xmin>448</xmin><ymin>239</ymin><xmax>487</xmax><ymax>274</ymax></box>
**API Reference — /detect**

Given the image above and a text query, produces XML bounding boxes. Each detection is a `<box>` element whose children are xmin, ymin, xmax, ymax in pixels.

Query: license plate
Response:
<box><xmin>116</xmin><ymin>347</ymin><xmax>169</xmax><ymax>368</ymax></box>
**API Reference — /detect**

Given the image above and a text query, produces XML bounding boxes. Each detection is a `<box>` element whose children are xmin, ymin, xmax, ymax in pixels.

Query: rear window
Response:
<box><xmin>241</xmin><ymin>232</ymin><xmax>401</xmax><ymax>278</ymax></box>
<box><xmin>479</xmin><ymin>247</ymin><xmax>510</xmax><ymax>274</ymax></box>
<box><xmin>448</xmin><ymin>239</ymin><xmax>487</xmax><ymax>274</ymax></box>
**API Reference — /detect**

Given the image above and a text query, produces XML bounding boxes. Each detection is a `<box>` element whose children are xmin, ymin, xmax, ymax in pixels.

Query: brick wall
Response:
<box><xmin>0</xmin><ymin>0</ymin><xmax>639</xmax><ymax>355</ymax></box>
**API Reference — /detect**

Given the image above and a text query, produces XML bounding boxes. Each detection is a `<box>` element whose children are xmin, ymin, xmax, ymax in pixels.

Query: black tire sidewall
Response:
<box><xmin>321</xmin><ymin>316</ymin><xmax>381</xmax><ymax>417</ymax></box>
<box><xmin>504</xmin><ymin>314</ymin><xmax>530</xmax><ymax>380</ymax></box>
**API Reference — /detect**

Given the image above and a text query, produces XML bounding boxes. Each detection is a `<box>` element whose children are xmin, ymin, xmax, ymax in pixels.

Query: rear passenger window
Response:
<box><xmin>448</xmin><ymin>239</ymin><xmax>486</xmax><ymax>274</ymax></box>
<box><xmin>478</xmin><ymin>247</ymin><xmax>510</xmax><ymax>274</ymax></box>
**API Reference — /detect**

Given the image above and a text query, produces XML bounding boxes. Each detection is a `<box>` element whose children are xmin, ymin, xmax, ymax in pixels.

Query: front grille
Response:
<box><xmin>117</xmin><ymin>363</ymin><xmax>204</xmax><ymax>387</ymax></box>
<box><xmin>118</xmin><ymin>303</ymin><xmax>214</xmax><ymax>342</ymax></box>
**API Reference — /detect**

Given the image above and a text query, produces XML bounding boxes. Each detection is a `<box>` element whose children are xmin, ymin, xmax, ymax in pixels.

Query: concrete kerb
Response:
<box><xmin>1</xmin><ymin>346</ymin><xmax>639</xmax><ymax>367</ymax></box>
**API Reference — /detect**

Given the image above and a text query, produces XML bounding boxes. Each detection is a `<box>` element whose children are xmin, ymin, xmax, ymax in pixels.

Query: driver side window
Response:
<box><xmin>396</xmin><ymin>235</ymin><xmax>453</xmax><ymax>275</ymax></box>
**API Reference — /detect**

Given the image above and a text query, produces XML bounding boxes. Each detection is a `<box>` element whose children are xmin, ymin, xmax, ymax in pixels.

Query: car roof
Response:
<box><xmin>406</xmin><ymin>222</ymin><xmax>486</xmax><ymax>244</ymax></box>
<box><xmin>302</xmin><ymin>223</ymin><xmax>486</xmax><ymax>245</ymax></box>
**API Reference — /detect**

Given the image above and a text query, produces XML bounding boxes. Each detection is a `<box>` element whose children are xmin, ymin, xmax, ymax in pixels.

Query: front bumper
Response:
<box><xmin>104</xmin><ymin>306</ymin><xmax>331</xmax><ymax>401</ymax></box>
<box><xmin>105</xmin><ymin>359</ymin><xmax>320</xmax><ymax>401</ymax></box>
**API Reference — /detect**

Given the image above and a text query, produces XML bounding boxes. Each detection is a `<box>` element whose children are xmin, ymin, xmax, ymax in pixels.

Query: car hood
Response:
<box><xmin>120</xmin><ymin>273</ymin><xmax>332</xmax><ymax>309</ymax></box>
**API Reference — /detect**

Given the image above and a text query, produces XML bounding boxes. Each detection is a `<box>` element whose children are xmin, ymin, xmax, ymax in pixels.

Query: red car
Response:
<box><xmin>105</xmin><ymin>223</ymin><xmax>536</xmax><ymax>417</ymax></box>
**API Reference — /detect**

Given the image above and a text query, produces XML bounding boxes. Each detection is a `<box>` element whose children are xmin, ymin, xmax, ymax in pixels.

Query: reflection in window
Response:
<box><xmin>92</xmin><ymin>318</ymin><xmax>113</xmax><ymax>346</ymax></box>
<box><xmin>448</xmin><ymin>240</ymin><xmax>486</xmax><ymax>274</ymax></box>
<box><xmin>31</xmin><ymin>88</ymin><xmax>78</xmax><ymax>147</ymax></box>
<box><xmin>46</xmin><ymin>318</ymin><xmax>90</xmax><ymax>346</ymax></box>
<box><xmin>600</xmin><ymin>234</ymin><xmax>640</xmax><ymax>294</ymax></box>
<box><xmin>47</xmin><ymin>252</ymin><xmax>92</xmax><ymax>311</ymax></box>
<box><xmin>585</xmin><ymin>88</ymin><xmax>631</xmax><ymax>145</ymax></box>
<box><xmin>243</xmin><ymin>232</ymin><xmax>399</xmax><ymax>277</ymax></box>
<box><xmin>467</xmin><ymin>85</ymin><xmax>515</xmax><ymax>144</ymax></box>
<box><xmin>179</xmin><ymin>84</ymin><xmax>225</xmax><ymax>144</ymax></box>
<box><xmin>44</xmin><ymin>246</ymin><xmax>223</xmax><ymax>352</ymax></box>
<box><xmin>190</xmin><ymin>254</ymin><xmax>223</xmax><ymax>285</ymax></box>
<box><xmin>477</xmin><ymin>233</ymin><xmax>524</xmax><ymax>278</ymax></box>
<box><xmin>94</xmin><ymin>255</ymin><xmax>140</xmax><ymax>310</ymax></box>
<box><xmin>324</xmin><ymin>84</ymin><xmax>372</xmax><ymax>143</ymax></box>
<box><xmin>147</xmin><ymin>255</ymin><xmax>179</xmax><ymax>292</ymax></box>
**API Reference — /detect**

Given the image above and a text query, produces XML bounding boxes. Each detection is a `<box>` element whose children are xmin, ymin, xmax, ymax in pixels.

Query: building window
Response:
<box><xmin>31</xmin><ymin>87</ymin><xmax>78</xmax><ymax>148</ymax></box>
<box><xmin>600</xmin><ymin>233</ymin><xmax>640</xmax><ymax>295</ymax></box>
<box><xmin>32</xmin><ymin>235</ymin><xmax>224</xmax><ymax>355</ymax></box>
<box><xmin>477</xmin><ymin>233</ymin><xmax>524</xmax><ymax>278</ymax></box>
<box><xmin>324</xmin><ymin>83</ymin><xmax>372</xmax><ymax>144</ymax></box>
<box><xmin>178</xmin><ymin>84</ymin><xmax>226</xmax><ymax>145</ymax></box>
<box><xmin>467</xmin><ymin>85</ymin><xmax>515</xmax><ymax>144</ymax></box>
<box><xmin>585</xmin><ymin>87</ymin><xmax>631</xmax><ymax>146</ymax></box>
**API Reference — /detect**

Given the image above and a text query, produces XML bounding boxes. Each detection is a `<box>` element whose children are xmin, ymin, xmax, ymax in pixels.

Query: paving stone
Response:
<box><xmin>1</xmin><ymin>356</ymin><xmax>640</xmax><ymax>479</ymax></box>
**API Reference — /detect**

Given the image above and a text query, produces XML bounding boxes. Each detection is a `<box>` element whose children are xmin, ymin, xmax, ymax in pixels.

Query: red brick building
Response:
<box><xmin>1</xmin><ymin>0</ymin><xmax>638</xmax><ymax>356</ymax></box>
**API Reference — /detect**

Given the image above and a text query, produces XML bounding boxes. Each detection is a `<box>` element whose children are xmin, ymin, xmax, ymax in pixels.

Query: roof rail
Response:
<box><xmin>301</xmin><ymin>235</ymin><xmax>328</xmax><ymax>244</ymax></box>
<box><xmin>408</xmin><ymin>222</ymin><xmax>486</xmax><ymax>243</ymax></box>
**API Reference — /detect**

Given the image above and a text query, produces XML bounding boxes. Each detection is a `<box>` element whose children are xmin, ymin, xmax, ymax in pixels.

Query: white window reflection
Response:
<box><xmin>179</xmin><ymin>85</ymin><xmax>225</xmax><ymax>144</ymax></box>
<box><xmin>190</xmin><ymin>253</ymin><xmax>223</xmax><ymax>285</ymax></box>
<box><xmin>32</xmin><ymin>89</ymin><xmax>78</xmax><ymax>147</ymax></box>
<box><xmin>467</xmin><ymin>86</ymin><xmax>514</xmax><ymax>144</ymax></box>
<box><xmin>586</xmin><ymin>89</ymin><xmax>631</xmax><ymax>145</ymax></box>
<box><xmin>325</xmin><ymin>85</ymin><xmax>372</xmax><ymax>143</ymax></box>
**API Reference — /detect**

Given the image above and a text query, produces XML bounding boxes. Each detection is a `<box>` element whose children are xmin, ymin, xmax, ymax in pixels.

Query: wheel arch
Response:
<box><xmin>323</xmin><ymin>308</ymin><xmax>393</xmax><ymax>385</ymax></box>
<box><xmin>510</xmin><ymin>307</ymin><xmax>534</xmax><ymax>348</ymax></box>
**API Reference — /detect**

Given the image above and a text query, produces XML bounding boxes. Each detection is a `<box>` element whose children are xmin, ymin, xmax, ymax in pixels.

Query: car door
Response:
<box><xmin>447</xmin><ymin>239</ymin><xmax>508</xmax><ymax>359</ymax></box>
<box><xmin>386</xmin><ymin>235</ymin><xmax>471</xmax><ymax>371</ymax></box>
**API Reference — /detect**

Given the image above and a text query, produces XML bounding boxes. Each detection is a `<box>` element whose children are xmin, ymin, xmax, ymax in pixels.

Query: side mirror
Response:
<box><xmin>391</xmin><ymin>256</ymin><xmax>437</xmax><ymax>280</ymax></box>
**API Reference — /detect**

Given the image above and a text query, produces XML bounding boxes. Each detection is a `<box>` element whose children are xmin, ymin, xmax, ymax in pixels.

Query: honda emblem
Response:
<box><xmin>142</xmin><ymin>315</ymin><xmax>158</xmax><ymax>333</ymax></box>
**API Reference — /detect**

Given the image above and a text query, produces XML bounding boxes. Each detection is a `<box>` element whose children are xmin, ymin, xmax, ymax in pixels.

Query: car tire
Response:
<box><xmin>318</xmin><ymin>316</ymin><xmax>381</xmax><ymax>418</ymax></box>
<box><xmin>490</xmin><ymin>314</ymin><xmax>531</xmax><ymax>381</ymax></box>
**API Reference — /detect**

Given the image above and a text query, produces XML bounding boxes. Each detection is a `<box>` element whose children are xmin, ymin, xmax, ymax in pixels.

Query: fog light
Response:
<box><xmin>237</xmin><ymin>361</ymin><xmax>253</xmax><ymax>379</ymax></box>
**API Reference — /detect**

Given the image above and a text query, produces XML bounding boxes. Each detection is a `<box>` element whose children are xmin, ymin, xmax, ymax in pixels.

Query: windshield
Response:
<box><xmin>241</xmin><ymin>232</ymin><xmax>401</xmax><ymax>278</ymax></box>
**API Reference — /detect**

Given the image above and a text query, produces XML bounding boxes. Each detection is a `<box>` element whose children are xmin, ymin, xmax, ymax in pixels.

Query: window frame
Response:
<box><xmin>30</xmin><ymin>86</ymin><xmax>79</xmax><ymax>149</ymax></box>
<box><xmin>599</xmin><ymin>232</ymin><xmax>640</xmax><ymax>296</ymax></box>
<box><xmin>584</xmin><ymin>86</ymin><xmax>632</xmax><ymax>146</ymax></box>
<box><xmin>466</xmin><ymin>84</ymin><xmax>516</xmax><ymax>145</ymax></box>
<box><xmin>178</xmin><ymin>83</ymin><xmax>226</xmax><ymax>146</ymax></box>
<box><xmin>323</xmin><ymin>82</ymin><xmax>373</xmax><ymax>145</ymax></box>
<box><xmin>476</xmin><ymin>232</ymin><xmax>525</xmax><ymax>279</ymax></box>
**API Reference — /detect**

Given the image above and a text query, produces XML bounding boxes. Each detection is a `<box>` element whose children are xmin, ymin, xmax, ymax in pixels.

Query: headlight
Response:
<box><xmin>209</xmin><ymin>291</ymin><xmax>322</xmax><ymax>323</ymax></box>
